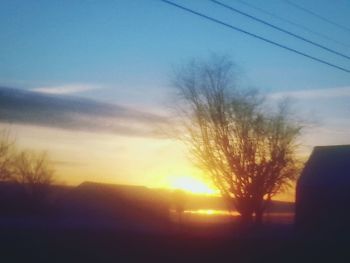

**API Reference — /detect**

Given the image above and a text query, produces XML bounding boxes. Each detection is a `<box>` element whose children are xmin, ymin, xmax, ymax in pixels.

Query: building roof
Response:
<box><xmin>298</xmin><ymin>145</ymin><xmax>350</xmax><ymax>188</ymax></box>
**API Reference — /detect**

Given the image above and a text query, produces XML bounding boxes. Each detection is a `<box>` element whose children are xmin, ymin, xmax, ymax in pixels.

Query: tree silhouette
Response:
<box><xmin>172</xmin><ymin>189</ymin><xmax>187</xmax><ymax>224</ymax></box>
<box><xmin>170</xmin><ymin>55</ymin><xmax>301</xmax><ymax>225</ymax></box>
<box><xmin>0</xmin><ymin>130</ymin><xmax>15</xmax><ymax>182</ymax></box>
<box><xmin>0</xmin><ymin>130</ymin><xmax>55</xmax><ymax>214</ymax></box>
<box><xmin>13</xmin><ymin>151</ymin><xmax>54</xmax><ymax>211</ymax></box>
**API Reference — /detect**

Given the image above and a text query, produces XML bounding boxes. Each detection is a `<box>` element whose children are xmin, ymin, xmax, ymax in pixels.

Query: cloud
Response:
<box><xmin>269</xmin><ymin>86</ymin><xmax>350</xmax><ymax>100</ymax></box>
<box><xmin>0</xmin><ymin>87</ymin><xmax>167</xmax><ymax>138</ymax></box>
<box><xmin>32</xmin><ymin>83</ymin><xmax>99</xmax><ymax>95</ymax></box>
<box><xmin>266</xmin><ymin>86</ymin><xmax>350</xmax><ymax>151</ymax></box>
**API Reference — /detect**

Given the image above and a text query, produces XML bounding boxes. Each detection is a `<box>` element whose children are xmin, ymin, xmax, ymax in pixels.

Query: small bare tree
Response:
<box><xmin>0</xmin><ymin>130</ymin><xmax>15</xmax><ymax>182</ymax></box>
<box><xmin>13</xmin><ymin>151</ymin><xmax>54</xmax><ymax>207</ymax></box>
<box><xmin>171</xmin><ymin>55</ymin><xmax>301</xmax><ymax>225</ymax></box>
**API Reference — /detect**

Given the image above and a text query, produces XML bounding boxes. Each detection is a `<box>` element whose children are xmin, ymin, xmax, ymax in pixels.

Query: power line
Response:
<box><xmin>284</xmin><ymin>0</ymin><xmax>350</xmax><ymax>33</ymax></box>
<box><xmin>210</xmin><ymin>0</ymin><xmax>350</xmax><ymax>61</ymax></box>
<box><xmin>234</xmin><ymin>0</ymin><xmax>350</xmax><ymax>48</ymax></box>
<box><xmin>160</xmin><ymin>0</ymin><xmax>350</xmax><ymax>74</ymax></box>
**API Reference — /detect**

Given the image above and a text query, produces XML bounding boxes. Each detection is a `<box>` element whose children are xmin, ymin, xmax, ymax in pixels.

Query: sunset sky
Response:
<box><xmin>1</xmin><ymin>0</ymin><xmax>350</xmax><ymax>201</ymax></box>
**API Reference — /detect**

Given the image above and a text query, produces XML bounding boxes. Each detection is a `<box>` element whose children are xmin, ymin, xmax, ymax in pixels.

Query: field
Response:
<box><xmin>0</xmin><ymin>220</ymin><xmax>348</xmax><ymax>263</ymax></box>
<box><xmin>0</xmin><ymin>183</ymin><xmax>347</xmax><ymax>262</ymax></box>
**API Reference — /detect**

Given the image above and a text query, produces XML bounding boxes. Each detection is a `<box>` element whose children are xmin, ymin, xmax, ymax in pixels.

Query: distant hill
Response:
<box><xmin>0</xmin><ymin>182</ymin><xmax>294</xmax><ymax>217</ymax></box>
<box><xmin>66</xmin><ymin>181</ymin><xmax>294</xmax><ymax>214</ymax></box>
<box><xmin>0</xmin><ymin>181</ymin><xmax>294</xmax><ymax>216</ymax></box>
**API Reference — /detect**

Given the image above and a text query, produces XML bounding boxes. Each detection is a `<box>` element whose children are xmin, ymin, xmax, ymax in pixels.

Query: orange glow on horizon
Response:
<box><xmin>1</xmin><ymin>123</ymin><xmax>295</xmax><ymax>202</ymax></box>
<box><xmin>168</xmin><ymin>176</ymin><xmax>217</xmax><ymax>195</ymax></box>
<box><xmin>183</xmin><ymin>209</ymin><xmax>240</xmax><ymax>216</ymax></box>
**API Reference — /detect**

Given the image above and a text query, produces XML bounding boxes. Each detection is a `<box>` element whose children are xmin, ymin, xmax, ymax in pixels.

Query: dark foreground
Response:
<box><xmin>0</xmin><ymin>221</ymin><xmax>349</xmax><ymax>263</ymax></box>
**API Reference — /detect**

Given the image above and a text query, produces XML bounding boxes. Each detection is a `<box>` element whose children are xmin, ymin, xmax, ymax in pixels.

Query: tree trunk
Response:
<box><xmin>240</xmin><ymin>212</ymin><xmax>253</xmax><ymax>226</ymax></box>
<box><xmin>255</xmin><ymin>209</ymin><xmax>263</xmax><ymax>226</ymax></box>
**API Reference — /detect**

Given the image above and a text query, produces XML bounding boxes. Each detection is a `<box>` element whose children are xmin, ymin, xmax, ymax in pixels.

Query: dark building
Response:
<box><xmin>295</xmin><ymin>145</ymin><xmax>350</xmax><ymax>234</ymax></box>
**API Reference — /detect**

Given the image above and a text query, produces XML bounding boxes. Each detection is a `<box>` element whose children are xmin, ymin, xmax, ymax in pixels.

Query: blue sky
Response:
<box><xmin>0</xmin><ymin>0</ymin><xmax>350</xmax><ymax>196</ymax></box>
<box><xmin>1</xmin><ymin>0</ymin><xmax>350</xmax><ymax>103</ymax></box>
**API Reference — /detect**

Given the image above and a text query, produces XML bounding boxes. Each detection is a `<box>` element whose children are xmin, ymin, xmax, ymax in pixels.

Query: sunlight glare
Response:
<box><xmin>170</xmin><ymin>176</ymin><xmax>216</xmax><ymax>195</ymax></box>
<box><xmin>184</xmin><ymin>209</ymin><xmax>240</xmax><ymax>216</ymax></box>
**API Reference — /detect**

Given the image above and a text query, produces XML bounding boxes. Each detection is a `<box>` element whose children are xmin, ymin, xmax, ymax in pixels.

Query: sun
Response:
<box><xmin>170</xmin><ymin>176</ymin><xmax>217</xmax><ymax>195</ymax></box>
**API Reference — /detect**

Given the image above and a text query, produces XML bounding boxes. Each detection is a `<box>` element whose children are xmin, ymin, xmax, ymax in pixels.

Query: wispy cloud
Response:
<box><xmin>32</xmin><ymin>83</ymin><xmax>99</xmax><ymax>95</ymax></box>
<box><xmin>0</xmin><ymin>87</ymin><xmax>167</xmax><ymax>138</ymax></box>
<box><xmin>269</xmin><ymin>86</ymin><xmax>350</xmax><ymax>100</ymax></box>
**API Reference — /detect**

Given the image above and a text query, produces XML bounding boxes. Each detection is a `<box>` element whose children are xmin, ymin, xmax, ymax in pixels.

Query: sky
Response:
<box><xmin>1</xmin><ymin>0</ymin><xmax>350</xmax><ymax>201</ymax></box>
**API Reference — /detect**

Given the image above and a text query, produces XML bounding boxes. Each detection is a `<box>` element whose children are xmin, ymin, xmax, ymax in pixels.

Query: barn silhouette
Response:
<box><xmin>295</xmin><ymin>145</ymin><xmax>350</xmax><ymax>235</ymax></box>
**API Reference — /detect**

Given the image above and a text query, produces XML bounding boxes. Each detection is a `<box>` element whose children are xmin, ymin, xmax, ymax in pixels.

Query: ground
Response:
<box><xmin>0</xmin><ymin>218</ymin><xmax>348</xmax><ymax>263</ymax></box>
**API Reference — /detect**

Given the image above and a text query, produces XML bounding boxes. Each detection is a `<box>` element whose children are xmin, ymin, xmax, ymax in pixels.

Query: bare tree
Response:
<box><xmin>170</xmin><ymin>55</ymin><xmax>302</xmax><ymax>225</ymax></box>
<box><xmin>0</xmin><ymin>130</ymin><xmax>15</xmax><ymax>182</ymax></box>
<box><xmin>13</xmin><ymin>151</ymin><xmax>54</xmax><ymax>207</ymax></box>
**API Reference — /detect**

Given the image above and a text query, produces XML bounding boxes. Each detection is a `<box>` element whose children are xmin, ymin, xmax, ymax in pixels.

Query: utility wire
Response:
<box><xmin>160</xmin><ymin>0</ymin><xmax>350</xmax><ymax>74</ymax></box>
<box><xmin>234</xmin><ymin>0</ymin><xmax>350</xmax><ymax>48</ymax></box>
<box><xmin>210</xmin><ymin>0</ymin><xmax>350</xmax><ymax>61</ymax></box>
<box><xmin>284</xmin><ymin>0</ymin><xmax>350</xmax><ymax>33</ymax></box>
